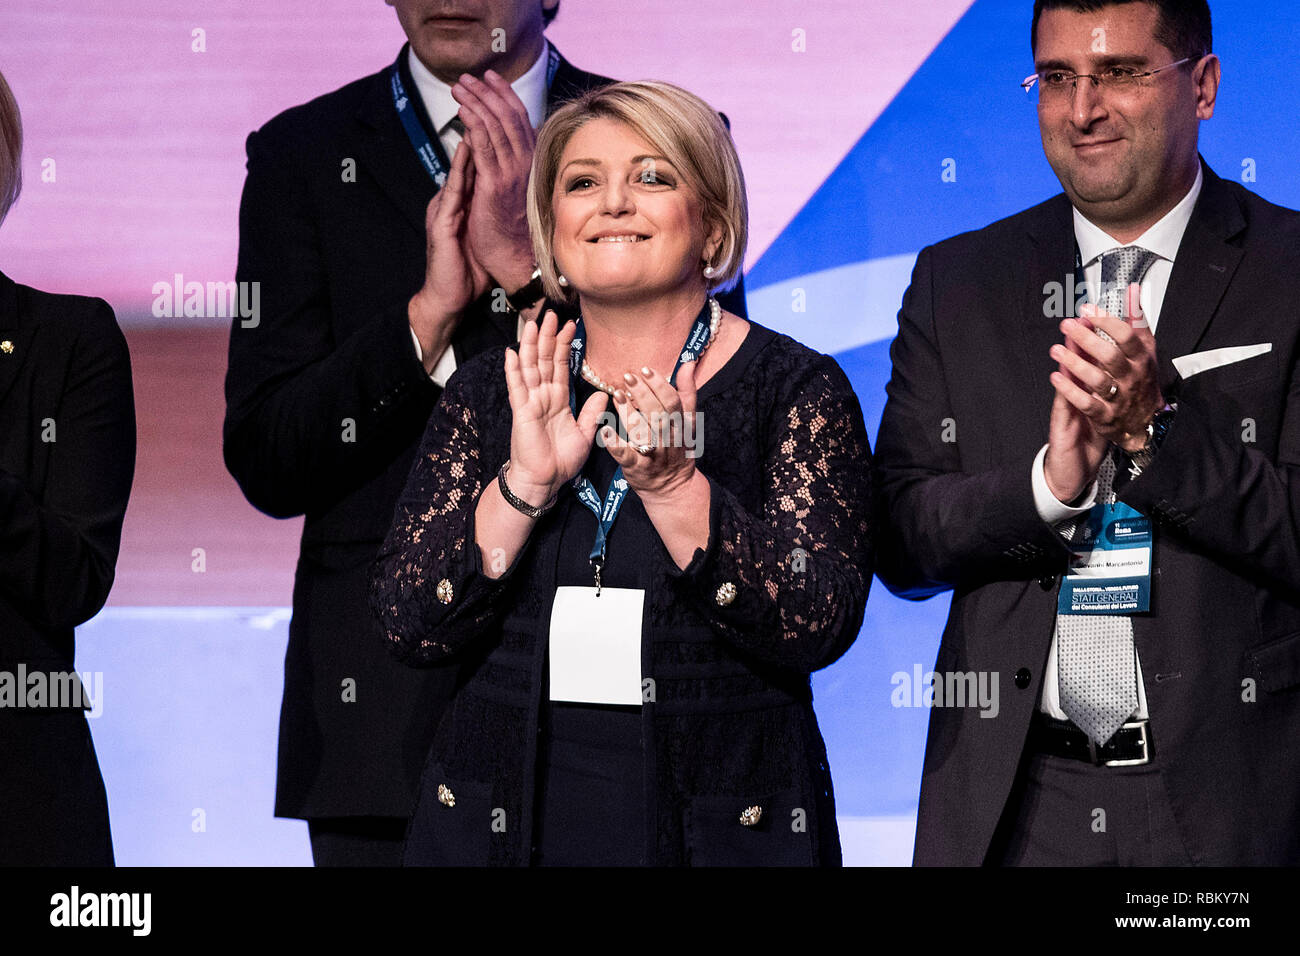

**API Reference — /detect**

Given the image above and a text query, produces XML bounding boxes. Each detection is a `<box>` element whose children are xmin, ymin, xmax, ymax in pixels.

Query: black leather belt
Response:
<box><xmin>1030</xmin><ymin>712</ymin><xmax>1152</xmax><ymax>766</ymax></box>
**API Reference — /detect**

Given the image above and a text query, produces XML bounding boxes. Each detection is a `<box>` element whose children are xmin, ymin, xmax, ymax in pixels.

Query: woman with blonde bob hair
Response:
<box><xmin>0</xmin><ymin>69</ymin><xmax>135</xmax><ymax>865</ymax></box>
<box><xmin>373</xmin><ymin>80</ymin><xmax>872</xmax><ymax>866</ymax></box>
<box><xmin>527</xmin><ymin>80</ymin><xmax>748</xmax><ymax>304</ymax></box>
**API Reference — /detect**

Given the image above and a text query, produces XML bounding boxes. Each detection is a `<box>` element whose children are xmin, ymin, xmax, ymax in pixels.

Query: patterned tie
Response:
<box><xmin>443</xmin><ymin>115</ymin><xmax>466</xmax><ymax>154</ymax></box>
<box><xmin>1056</xmin><ymin>246</ymin><xmax>1158</xmax><ymax>746</ymax></box>
<box><xmin>1096</xmin><ymin>245</ymin><xmax>1159</xmax><ymax>339</ymax></box>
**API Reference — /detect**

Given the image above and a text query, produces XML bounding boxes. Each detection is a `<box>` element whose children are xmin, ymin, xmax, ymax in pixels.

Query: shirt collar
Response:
<box><xmin>1072</xmin><ymin>164</ymin><xmax>1203</xmax><ymax>267</ymax></box>
<box><xmin>406</xmin><ymin>40</ymin><xmax>551</xmax><ymax>136</ymax></box>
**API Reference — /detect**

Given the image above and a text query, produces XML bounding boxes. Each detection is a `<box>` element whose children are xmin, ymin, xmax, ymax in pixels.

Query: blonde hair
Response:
<box><xmin>526</xmin><ymin>80</ymin><xmax>748</xmax><ymax>303</ymax></box>
<box><xmin>0</xmin><ymin>70</ymin><xmax>21</xmax><ymax>227</ymax></box>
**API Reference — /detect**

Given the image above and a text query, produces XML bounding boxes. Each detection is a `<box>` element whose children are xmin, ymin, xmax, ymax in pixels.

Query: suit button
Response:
<box><xmin>1038</xmin><ymin>575</ymin><xmax>1055</xmax><ymax>591</ymax></box>
<box><xmin>1014</xmin><ymin>668</ymin><xmax>1031</xmax><ymax>689</ymax></box>
<box><xmin>714</xmin><ymin>582</ymin><xmax>736</xmax><ymax>606</ymax></box>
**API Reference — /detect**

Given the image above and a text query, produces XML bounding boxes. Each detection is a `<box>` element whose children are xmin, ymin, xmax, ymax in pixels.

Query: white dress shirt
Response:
<box><xmin>1032</xmin><ymin>166</ymin><xmax>1204</xmax><ymax>720</ymax></box>
<box><xmin>406</xmin><ymin>41</ymin><xmax>551</xmax><ymax>386</ymax></box>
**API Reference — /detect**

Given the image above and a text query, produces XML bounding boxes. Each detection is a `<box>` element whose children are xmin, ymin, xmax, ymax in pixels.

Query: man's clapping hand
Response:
<box><xmin>1044</xmin><ymin>282</ymin><xmax>1164</xmax><ymax>502</ymax></box>
<box><xmin>1050</xmin><ymin>283</ymin><xmax>1165</xmax><ymax>453</ymax></box>
<box><xmin>408</xmin><ymin>140</ymin><xmax>491</xmax><ymax>374</ymax></box>
<box><xmin>451</xmin><ymin>70</ymin><xmax>538</xmax><ymax>294</ymax></box>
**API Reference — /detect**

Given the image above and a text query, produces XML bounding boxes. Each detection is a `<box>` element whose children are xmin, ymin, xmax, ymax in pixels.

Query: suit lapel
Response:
<box><xmin>354</xmin><ymin>55</ymin><xmax>438</xmax><ymax>239</ymax></box>
<box><xmin>1155</xmin><ymin>162</ymin><xmax>1246</xmax><ymax>398</ymax></box>
<box><xmin>1018</xmin><ymin>194</ymin><xmax>1078</xmax><ymax>438</ymax></box>
<box><xmin>1130</xmin><ymin>165</ymin><xmax>1245</xmax><ymax>677</ymax></box>
<box><xmin>546</xmin><ymin>48</ymin><xmax>615</xmax><ymax>114</ymax></box>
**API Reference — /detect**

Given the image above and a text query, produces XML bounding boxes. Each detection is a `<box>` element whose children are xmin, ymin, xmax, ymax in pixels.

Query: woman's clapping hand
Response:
<box><xmin>502</xmin><ymin>310</ymin><xmax>609</xmax><ymax>508</ymax></box>
<box><xmin>604</xmin><ymin>361</ymin><xmax>700</xmax><ymax>505</ymax></box>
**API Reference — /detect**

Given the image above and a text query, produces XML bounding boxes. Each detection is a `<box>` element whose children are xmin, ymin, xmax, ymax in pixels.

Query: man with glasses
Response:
<box><xmin>876</xmin><ymin>0</ymin><xmax>1300</xmax><ymax>864</ymax></box>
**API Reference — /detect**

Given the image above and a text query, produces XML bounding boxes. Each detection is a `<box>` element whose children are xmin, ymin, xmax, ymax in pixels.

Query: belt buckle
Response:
<box><xmin>1093</xmin><ymin>719</ymin><xmax>1150</xmax><ymax>767</ymax></box>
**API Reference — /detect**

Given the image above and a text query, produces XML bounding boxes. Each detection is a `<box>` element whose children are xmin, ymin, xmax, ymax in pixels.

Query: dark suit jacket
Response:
<box><xmin>0</xmin><ymin>269</ymin><xmax>135</xmax><ymax>865</ymax></box>
<box><xmin>223</xmin><ymin>44</ymin><xmax>747</xmax><ymax>819</ymax></box>
<box><xmin>874</xmin><ymin>162</ymin><xmax>1300</xmax><ymax>865</ymax></box>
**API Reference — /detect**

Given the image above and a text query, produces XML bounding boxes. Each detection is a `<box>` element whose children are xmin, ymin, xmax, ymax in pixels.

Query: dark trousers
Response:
<box><xmin>308</xmin><ymin>817</ymin><xmax>407</xmax><ymax>867</ymax></box>
<box><xmin>990</xmin><ymin>725</ymin><xmax>1193</xmax><ymax>866</ymax></box>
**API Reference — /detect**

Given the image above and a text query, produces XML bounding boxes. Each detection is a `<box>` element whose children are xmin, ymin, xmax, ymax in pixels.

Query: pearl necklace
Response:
<box><xmin>579</xmin><ymin>297</ymin><xmax>721</xmax><ymax>395</ymax></box>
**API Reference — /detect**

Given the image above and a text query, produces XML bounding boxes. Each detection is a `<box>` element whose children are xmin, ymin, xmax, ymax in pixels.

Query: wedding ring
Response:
<box><xmin>1106</xmin><ymin>381</ymin><xmax>1119</xmax><ymax>400</ymax></box>
<box><xmin>633</xmin><ymin>443</ymin><xmax>654</xmax><ymax>455</ymax></box>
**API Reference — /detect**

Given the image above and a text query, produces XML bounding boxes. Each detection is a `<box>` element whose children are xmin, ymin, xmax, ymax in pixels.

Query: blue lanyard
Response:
<box><xmin>390</xmin><ymin>43</ymin><xmax>561</xmax><ymax>187</ymax></box>
<box><xmin>567</xmin><ymin>302</ymin><xmax>713</xmax><ymax>592</ymax></box>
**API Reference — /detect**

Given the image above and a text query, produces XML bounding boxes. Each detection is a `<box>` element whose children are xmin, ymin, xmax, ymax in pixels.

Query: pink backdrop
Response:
<box><xmin>0</xmin><ymin>0</ymin><xmax>972</xmax><ymax>317</ymax></box>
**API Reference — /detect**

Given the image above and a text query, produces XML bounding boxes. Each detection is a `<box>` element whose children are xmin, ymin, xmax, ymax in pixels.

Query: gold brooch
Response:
<box><xmin>436</xmin><ymin>579</ymin><xmax>454</xmax><ymax>605</ymax></box>
<box><xmin>714</xmin><ymin>582</ymin><xmax>736</xmax><ymax>607</ymax></box>
<box><xmin>739</xmin><ymin>805</ymin><xmax>762</xmax><ymax>826</ymax></box>
<box><xmin>437</xmin><ymin>784</ymin><xmax>456</xmax><ymax>807</ymax></box>
<box><xmin>0</xmin><ymin>340</ymin><xmax>13</xmax><ymax>355</ymax></box>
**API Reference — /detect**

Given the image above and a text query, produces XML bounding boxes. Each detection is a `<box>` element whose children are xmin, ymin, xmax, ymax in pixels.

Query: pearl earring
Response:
<box><xmin>703</xmin><ymin>264</ymin><xmax>716</xmax><ymax>279</ymax></box>
<box><xmin>557</xmin><ymin>274</ymin><xmax>569</xmax><ymax>287</ymax></box>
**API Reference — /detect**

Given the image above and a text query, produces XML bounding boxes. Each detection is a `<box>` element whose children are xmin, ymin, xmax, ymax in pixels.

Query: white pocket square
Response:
<box><xmin>1172</xmin><ymin>343</ymin><xmax>1272</xmax><ymax>379</ymax></box>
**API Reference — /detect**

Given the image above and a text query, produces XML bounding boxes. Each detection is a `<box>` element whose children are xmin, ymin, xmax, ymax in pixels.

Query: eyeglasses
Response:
<box><xmin>1021</xmin><ymin>57</ymin><xmax>1193</xmax><ymax>104</ymax></box>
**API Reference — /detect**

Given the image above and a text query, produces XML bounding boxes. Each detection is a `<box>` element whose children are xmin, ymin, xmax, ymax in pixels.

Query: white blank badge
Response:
<box><xmin>548</xmin><ymin>586</ymin><xmax>645</xmax><ymax>705</ymax></box>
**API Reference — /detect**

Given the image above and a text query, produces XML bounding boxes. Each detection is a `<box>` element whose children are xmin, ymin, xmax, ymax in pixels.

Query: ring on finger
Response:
<box><xmin>1106</xmin><ymin>380</ymin><xmax>1119</xmax><ymax>400</ymax></box>
<box><xmin>622</xmin><ymin>405</ymin><xmax>653</xmax><ymax>443</ymax></box>
<box><xmin>633</xmin><ymin>442</ymin><xmax>654</xmax><ymax>456</ymax></box>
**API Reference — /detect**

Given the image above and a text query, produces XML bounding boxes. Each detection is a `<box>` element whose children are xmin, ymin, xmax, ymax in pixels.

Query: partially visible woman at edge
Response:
<box><xmin>370</xmin><ymin>80</ymin><xmax>872</xmax><ymax>866</ymax></box>
<box><xmin>0</xmin><ymin>69</ymin><xmax>136</xmax><ymax>866</ymax></box>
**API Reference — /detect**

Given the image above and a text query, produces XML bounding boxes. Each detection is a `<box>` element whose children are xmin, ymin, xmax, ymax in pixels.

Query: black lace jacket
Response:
<box><xmin>369</xmin><ymin>322</ymin><xmax>873</xmax><ymax>865</ymax></box>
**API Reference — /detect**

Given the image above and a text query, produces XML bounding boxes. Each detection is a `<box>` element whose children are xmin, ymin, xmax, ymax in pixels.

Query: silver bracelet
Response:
<box><xmin>497</xmin><ymin>460</ymin><xmax>557</xmax><ymax>519</ymax></box>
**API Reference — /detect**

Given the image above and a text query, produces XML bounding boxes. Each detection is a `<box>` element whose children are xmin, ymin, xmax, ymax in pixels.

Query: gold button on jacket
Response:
<box><xmin>436</xmin><ymin>579</ymin><xmax>454</xmax><ymax>605</ymax></box>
